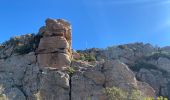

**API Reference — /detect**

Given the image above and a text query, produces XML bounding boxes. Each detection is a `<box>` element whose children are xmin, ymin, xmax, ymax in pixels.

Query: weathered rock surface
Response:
<box><xmin>0</xmin><ymin>52</ymin><xmax>70</xmax><ymax>100</ymax></box>
<box><xmin>3</xmin><ymin>19</ymin><xmax>170</xmax><ymax>100</ymax></box>
<box><xmin>157</xmin><ymin>57</ymin><xmax>170</xmax><ymax>72</ymax></box>
<box><xmin>0</xmin><ymin>52</ymin><xmax>37</xmax><ymax>100</ymax></box>
<box><xmin>78</xmin><ymin>43</ymin><xmax>170</xmax><ymax>98</ymax></box>
<box><xmin>70</xmin><ymin>60</ymin><xmax>155</xmax><ymax>100</ymax></box>
<box><xmin>136</xmin><ymin>68</ymin><xmax>170</xmax><ymax>98</ymax></box>
<box><xmin>37</xmin><ymin>69</ymin><xmax>70</xmax><ymax>100</ymax></box>
<box><xmin>37</xmin><ymin>18</ymin><xmax>72</xmax><ymax>69</ymax></box>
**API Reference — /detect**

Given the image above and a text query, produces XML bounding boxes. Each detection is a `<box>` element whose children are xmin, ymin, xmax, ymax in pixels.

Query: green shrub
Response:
<box><xmin>129</xmin><ymin>61</ymin><xmax>167</xmax><ymax>74</ymax></box>
<box><xmin>104</xmin><ymin>87</ymin><xmax>127</xmax><ymax>100</ymax></box>
<box><xmin>129</xmin><ymin>90</ymin><xmax>144</xmax><ymax>100</ymax></box>
<box><xmin>33</xmin><ymin>33</ymin><xmax>42</xmax><ymax>48</ymax></box>
<box><xmin>2</xmin><ymin>37</ymin><xmax>20</xmax><ymax>46</ymax></box>
<box><xmin>14</xmin><ymin>44</ymin><xmax>33</xmax><ymax>55</ymax></box>
<box><xmin>74</xmin><ymin>53</ymin><xmax>96</xmax><ymax>62</ymax></box>
<box><xmin>79</xmin><ymin>54</ymin><xmax>86</xmax><ymax>61</ymax></box>
<box><xmin>104</xmin><ymin>87</ymin><xmax>144</xmax><ymax>100</ymax></box>
<box><xmin>118</xmin><ymin>45</ymin><xmax>128</xmax><ymax>49</ymax></box>
<box><xmin>130</xmin><ymin>62</ymin><xmax>158</xmax><ymax>72</ymax></box>
<box><xmin>145</xmin><ymin>51</ymin><xmax>170</xmax><ymax>60</ymax></box>
<box><xmin>84</xmin><ymin>54</ymin><xmax>96</xmax><ymax>62</ymax></box>
<box><xmin>0</xmin><ymin>94</ymin><xmax>6</xmax><ymax>100</ymax></box>
<box><xmin>66</xmin><ymin>67</ymin><xmax>75</xmax><ymax>75</ymax></box>
<box><xmin>8</xmin><ymin>33</ymin><xmax>42</xmax><ymax>55</ymax></box>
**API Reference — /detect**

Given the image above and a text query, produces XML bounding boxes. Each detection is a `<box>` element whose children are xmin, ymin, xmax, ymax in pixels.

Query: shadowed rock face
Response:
<box><xmin>37</xmin><ymin>18</ymin><xmax>72</xmax><ymax>69</ymax></box>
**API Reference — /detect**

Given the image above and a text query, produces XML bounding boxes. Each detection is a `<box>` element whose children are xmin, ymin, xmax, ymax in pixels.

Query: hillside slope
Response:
<box><xmin>1</xmin><ymin>18</ymin><xmax>168</xmax><ymax>100</ymax></box>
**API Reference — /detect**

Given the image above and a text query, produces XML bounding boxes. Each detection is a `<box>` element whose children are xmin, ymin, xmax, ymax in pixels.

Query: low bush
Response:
<box><xmin>118</xmin><ymin>45</ymin><xmax>128</xmax><ymax>49</ymax></box>
<box><xmin>104</xmin><ymin>86</ymin><xmax>127</xmax><ymax>100</ymax></box>
<box><xmin>130</xmin><ymin>62</ymin><xmax>158</xmax><ymax>72</ymax></box>
<box><xmin>145</xmin><ymin>51</ymin><xmax>170</xmax><ymax>60</ymax></box>
<box><xmin>66</xmin><ymin>67</ymin><xmax>75</xmax><ymax>75</ymax></box>
<box><xmin>14</xmin><ymin>44</ymin><xmax>33</xmax><ymax>55</ymax></box>
<box><xmin>130</xmin><ymin>61</ymin><xmax>167</xmax><ymax>74</ymax></box>
<box><xmin>2</xmin><ymin>33</ymin><xmax>42</xmax><ymax>55</ymax></box>
<box><xmin>84</xmin><ymin>54</ymin><xmax>96</xmax><ymax>62</ymax></box>
<box><xmin>74</xmin><ymin>53</ymin><xmax>96</xmax><ymax>62</ymax></box>
<box><xmin>104</xmin><ymin>86</ymin><xmax>144</xmax><ymax>100</ymax></box>
<box><xmin>2</xmin><ymin>37</ymin><xmax>20</xmax><ymax>46</ymax></box>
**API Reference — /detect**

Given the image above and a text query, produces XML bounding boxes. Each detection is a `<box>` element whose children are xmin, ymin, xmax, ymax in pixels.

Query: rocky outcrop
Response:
<box><xmin>77</xmin><ymin>43</ymin><xmax>170</xmax><ymax>98</ymax></box>
<box><xmin>0</xmin><ymin>19</ymin><xmax>162</xmax><ymax>100</ymax></box>
<box><xmin>136</xmin><ymin>68</ymin><xmax>168</xmax><ymax>96</ymax></box>
<box><xmin>37</xmin><ymin>18</ymin><xmax>72</xmax><ymax>69</ymax></box>
<box><xmin>70</xmin><ymin>60</ymin><xmax>155</xmax><ymax>100</ymax></box>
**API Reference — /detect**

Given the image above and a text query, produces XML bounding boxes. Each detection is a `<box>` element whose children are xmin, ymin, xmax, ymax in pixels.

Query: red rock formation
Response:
<box><xmin>37</xmin><ymin>18</ymin><xmax>72</xmax><ymax>69</ymax></box>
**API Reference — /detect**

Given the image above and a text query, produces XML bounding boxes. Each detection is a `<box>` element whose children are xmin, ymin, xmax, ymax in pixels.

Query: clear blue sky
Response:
<box><xmin>0</xmin><ymin>0</ymin><xmax>170</xmax><ymax>50</ymax></box>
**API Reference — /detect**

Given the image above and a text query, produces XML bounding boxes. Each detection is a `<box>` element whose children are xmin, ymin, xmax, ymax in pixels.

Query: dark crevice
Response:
<box><xmin>15</xmin><ymin>85</ymin><xmax>28</xmax><ymax>100</ymax></box>
<box><xmin>69</xmin><ymin>75</ymin><xmax>72</xmax><ymax>100</ymax></box>
<box><xmin>35</xmin><ymin>54</ymin><xmax>38</xmax><ymax>63</ymax></box>
<box><xmin>51</xmin><ymin>33</ymin><xmax>64</xmax><ymax>37</ymax></box>
<box><xmin>36</xmin><ymin>51</ymin><xmax>66</xmax><ymax>54</ymax></box>
<box><xmin>101</xmin><ymin>63</ymin><xmax>106</xmax><ymax>88</ymax></box>
<box><xmin>159</xmin><ymin>86</ymin><xmax>162</xmax><ymax>96</ymax></box>
<box><xmin>69</xmin><ymin>61</ymin><xmax>73</xmax><ymax>100</ymax></box>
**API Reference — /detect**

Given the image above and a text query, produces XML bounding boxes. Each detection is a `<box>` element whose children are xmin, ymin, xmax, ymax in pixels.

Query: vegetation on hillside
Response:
<box><xmin>104</xmin><ymin>86</ymin><xmax>144</xmax><ymax>100</ymax></box>
<box><xmin>130</xmin><ymin>61</ymin><xmax>158</xmax><ymax>72</ymax></box>
<box><xmin>145</xmin><ymin>51</ymin><xmax>170</xmax><ymax>60</ymax></box>
<box><xmin>74</xmin><ymin>52</ymin><xmax>96</xmax><ymax>62</ymax></box>
<box><xmin>129</xmin><ymin>61</ymin><xmax>167</xmax><ymax>75</ymax></box>
<box><xmin>0</xmin><ymin>33</ymin><xmax>42</xmax><ymax>55</ymax></box>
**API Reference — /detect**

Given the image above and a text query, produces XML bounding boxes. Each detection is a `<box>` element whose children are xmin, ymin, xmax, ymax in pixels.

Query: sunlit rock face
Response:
<box><xmin>0</xmin><ymin>19</ymin><xmax>160</xmax><ymax>100</ymax></box>
<box><xmin>37</xmin><ymin>18</ymin><xmax>72</xmax><ymax>69</ymax></box>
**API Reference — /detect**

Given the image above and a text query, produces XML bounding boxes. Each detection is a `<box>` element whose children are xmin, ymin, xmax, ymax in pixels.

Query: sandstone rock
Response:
<box><xmin>37</xmin><ymin>36</ymin><xmax>69</xmax><ymax>53</ymax></box>
<box><xmin>38</xmin><ymin>53</ymin><xmax>71</xmax><ymax>69</ymax></box>
<box><xmin>37</xmin><ymin>18</ymin><xmax>72</xmax><ymax>69</ymax></box>
<box><xmin>45</xmin><ymin>18</ymin><xmax>72</xmax><ymax>47</ymax></box>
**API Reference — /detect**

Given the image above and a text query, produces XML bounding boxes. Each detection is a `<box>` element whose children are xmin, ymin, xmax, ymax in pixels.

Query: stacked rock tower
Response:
<box><xmin>37</xmin><ymin>18</ymin><xmax>72</xmax><ymax>69</ymax></box>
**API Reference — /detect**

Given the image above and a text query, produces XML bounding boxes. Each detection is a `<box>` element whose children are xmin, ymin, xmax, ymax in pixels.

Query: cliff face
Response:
<box><xmin>78</xmin><ymin>43</ymin><xmax>170</xmax><ymax>99</ymax></box>
<box><xmin>0</xmin><ymin>18</ymin><xmax>165</xmax><ymax>100</ymax></box>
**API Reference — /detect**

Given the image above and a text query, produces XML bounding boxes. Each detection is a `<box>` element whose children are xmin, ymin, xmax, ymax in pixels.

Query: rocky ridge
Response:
<box><xmin>77</xmin><ymin>43</ymin><xmax>170</xmax><ymax>99</ymax></box>
<box><xmin>0</xmin><ymin>18</ymin><xmax>165</xmax><ymax>100</ymax></box>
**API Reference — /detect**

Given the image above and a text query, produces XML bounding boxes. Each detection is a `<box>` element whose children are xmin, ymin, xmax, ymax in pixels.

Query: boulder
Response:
<box><xmin>136</xmin><ymin>68</ymin><xmax>169</xmax><ymax>97</ymax></box>
<box><xmin>103</xmin><ymin>60</ymin><xmax>137</xmax><ymax>90</ymax></box>
<box><xmin>157</xmin><ymin>57</ymin><xmax>170</xmax><ymax>72</ymax></box>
